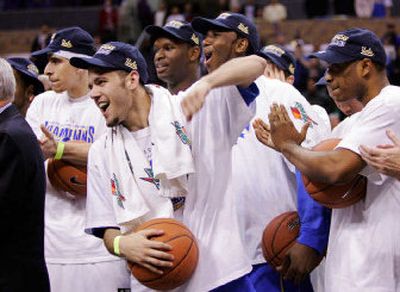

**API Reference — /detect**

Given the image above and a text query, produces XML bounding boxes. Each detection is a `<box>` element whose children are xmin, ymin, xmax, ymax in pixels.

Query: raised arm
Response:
<box><xmin>181</xmin><ymin>55</ymin><xmax>266</xmax><ymax>120</ymax></box>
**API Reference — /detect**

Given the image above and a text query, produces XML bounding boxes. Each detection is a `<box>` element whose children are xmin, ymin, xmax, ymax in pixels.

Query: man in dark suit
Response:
<box><xmin>0</xmin><ymin>58</ymin><xmax>50</xmax><ymax>291</ymax></box>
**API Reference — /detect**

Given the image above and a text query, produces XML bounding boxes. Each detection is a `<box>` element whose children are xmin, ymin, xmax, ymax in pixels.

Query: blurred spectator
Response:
<box><xmin>183</xmin><ymin>2</ymin><xmax>195</xmax><ymax>22</ymax></box>
<box><xmin>303</xmin><ymin>76</ymin><xmax>337</xmax><ymax>116</ymax></box>
<box><xmin>230</xmin><ymin>0</ymin><xmax>241</xmax><ymax>12</ymax></box>
<box><xmin>165</xmin><ymin>5</ymin><xmax>185</xmax><ymax>23</ymax></box>
<box><xmin>355</xmin><ymin>0</ymin><xmax>375</xmax><ymax>18</ymax></box>
<box><xmin>118</xmin><ymin>0</ymin><xmax>141</xmax><ymax>43</ymax></box>
<box><xmin>218</xmin><ymin>0</ymin><xmax>230</xmax><ymax>13</ymax></box>
<box><xmin>31</xmin><ymin>24</ymin><xmax>52</xmax><ymax>52</ymax></box>
<box><xmin>262</xmin><ymin>0</ymin><xmax>287</xmax><ymax>24</ymax></box>
<box><xmin>388</xmin><ymin>46</ymin><xmax>400</xmax><ymax>85</ymax></box>
<box><xmin>304</xmin><ymin>0</ymin><xmax>329</xmax><ymax>18</ymax></box>
<box><xmin>154</xmin><ymin>0</ymin><xmax>167</xmax><ymax>26</ymax></box>
<box><xmin>372</xmin><ymin>0</ymin><xmax>392</xmax><ymax>17</ymax></box>
<box><xmin>241</xmin><ymin>0</ymin><xmax>257</xmax><ymax>22</ymax></box>
<box><xmin>98</xmin><ymin>0</ymin><xmax>118</xmax><ymax>43</ymax></box>
<box><xmin>334</xmin><ymin>0</ymin><xmax>355</xmax><ymax>15</ymax></box>
<box><xmin>138</xmin><ymin>0</ymin><xmax>154</xmax><ymax>28</ymax></box>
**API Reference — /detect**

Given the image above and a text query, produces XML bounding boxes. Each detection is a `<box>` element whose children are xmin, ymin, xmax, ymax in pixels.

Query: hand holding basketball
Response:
<box><xmin>120</xmin><ymin>229</ymin><xmax>174</xmax><ymax>275</ymax></box>
<box><xmin>277</xmin><ymin>242</ymin><xmax>323</xmax><ymax>285</ymax></box>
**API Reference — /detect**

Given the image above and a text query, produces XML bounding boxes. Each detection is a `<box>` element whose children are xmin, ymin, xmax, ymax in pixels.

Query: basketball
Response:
<box><xmin>47</xmin><ymin>159</ymin><xmax>87</xmax><ymax>197</ymax></box>
<box><xmin>262</xmin><ymin>211</ymin><xmax>300</xmax><ymax>269</ymax></box>
<box><xmin>302</xmin><ymin>138</ymin><xmax>367</xmax><ymax>208</ymax></box>
<box><xmin>130</xmin><ymin>218</ymin><xmax>199</xmax><ymax>290</ymax></box>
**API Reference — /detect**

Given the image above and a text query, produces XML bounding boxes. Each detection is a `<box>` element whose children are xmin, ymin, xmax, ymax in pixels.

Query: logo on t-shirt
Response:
<box><xmin>140</xmin><ymin>165</ymin><xmax>160</xmax><ymax>190</ymax></box>
<box><xmin>290</xmin><ymin>102</ymin><xmax>318</xmax><ymax>128</ymax></box>
<box><xmin>171</xmin><ymin>121</ymin><xmax>191</xmax><ymax>146</ymax></box>
<box><xmin>111</xmin><ymin>173</ymin><xmax>126</xmax><ymax>209</ymax></box>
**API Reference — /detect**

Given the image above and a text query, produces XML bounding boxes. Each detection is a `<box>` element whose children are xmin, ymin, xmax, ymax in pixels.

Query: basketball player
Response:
<box><xmin>71</xmin><ymin>39</ymin><xmax>266</xmax><ymax>292</ymax></box>
<box><xmin>145</xmin><ymin>20</ymin><xmax>202</xmax><ymax>94</ymax></box>
<box><xmin>254</xmin><ymin>28</ymin><xmax>400</xmax><ymax>291</ymax></box>
<box><xmin>26</xmin><ymin>27</ymin><xmax>130</xmax><ymax>292</ymax></box>
<box><xmin>7</xmin><ymin>57</ymin><xmax>44</xmax><ymax>116</ymax></box>
<box><xmin>233</xmin><ymin>44</ymin><xmax>331</xmax><ymax>291</ymax></box>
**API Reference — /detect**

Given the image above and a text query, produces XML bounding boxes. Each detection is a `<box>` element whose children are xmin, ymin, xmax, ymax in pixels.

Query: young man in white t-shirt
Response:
<box><xmin>27</xmin><ymin>27</ymin><xmax>129</xmax><ymax>292</ymax></box>
<box><xmin>255</xmin><ymin>28</ymin><xmax>400</xmax><ymax>291</ymax></box>
<box><xmin>233</xmin><ymin>44</ymin><xmax>332</xmax><ymax>291</ymax></box>
<box><xmin>70</xmin><ymin>41</ymin><xmax>266</xmax><ymax>291</ymax></box>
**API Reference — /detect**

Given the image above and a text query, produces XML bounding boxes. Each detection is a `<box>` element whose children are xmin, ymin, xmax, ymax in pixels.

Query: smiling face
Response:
<box><xmin>203</xmin><ymin>30</ymin><xmax>241</xmax><ymax>73</ymax></box>
<box><xmin>89</xmin><ymin>69</ymin><xmax>132</xmax><ymax>128</ymax></box>
<box><xmin>153</xmin><ymin>37</ymin><xmax>194</xmax><ymax>84</ymax></box>
<box><xmin>324</xmin><ymin>60</ymin><xmax>367</xmax><ymax>103</ymax></box>
<box><xmin>44</xmin><ymin>55</ymin><xmax>81</xmax><ymax>93</ymax></box>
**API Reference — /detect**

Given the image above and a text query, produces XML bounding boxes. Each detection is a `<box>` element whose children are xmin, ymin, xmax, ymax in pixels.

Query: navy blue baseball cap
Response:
<box><xmin>192</xmin><ymin>12</ymin><xmax>260</xmax><ymax>53</ymax></box>
<box><xmin>310</xmin><ymin>28</ymin><xmax>386</xmax><ymax>66</ymax></box>
<box><xmin>70</xmin><ymin>42</ymin><xmax>149</xmax><ymax>83</ymax></box>
<box><xmin>145</xmin><ymin>20</ymin><xmax>201</xmax><ymax>47</ymax></box>
<box><xmin>7</xmin><ymin>57</ymin><xmax>44</xmax><ymax>94</ymax></box>
<box><xmin>31</xmin><ymin>26</ymin><xmax>95</xmax><ymax>59</ymax></box>
<box><xmin>257</xmin><ymin>45</ymin><xmax>296</xmax><ymax>75</ymax></box>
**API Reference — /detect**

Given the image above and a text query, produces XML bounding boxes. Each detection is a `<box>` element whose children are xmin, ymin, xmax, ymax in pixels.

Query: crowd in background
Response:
<box><xmin>14</xmin><ymin>0</ymin><xmax>400</xmax><ymax>127</ymax></box>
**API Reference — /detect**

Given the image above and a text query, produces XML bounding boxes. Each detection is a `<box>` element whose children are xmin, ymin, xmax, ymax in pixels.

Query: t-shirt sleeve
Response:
<box><xmin>85</xmin><ymin>138</ymin><xmax>119</xmax><ymax>236</ymax></box>
<box><xmin>25</xmin><ymin>93</ymin><xmax>45</xmax><ymax>138</ymax></box>
<box><xmin>338</xmin><ymin>97</ymin><xmax>400</xmax><ymax>183</ymax></box>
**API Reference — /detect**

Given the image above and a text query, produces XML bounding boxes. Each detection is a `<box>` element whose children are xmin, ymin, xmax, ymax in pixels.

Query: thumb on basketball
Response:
<box><xmin>387</xmin><ymin>129</ymin><xmax>400</xmax><ymax>146</ymax></box>
<box><xmin>140</xmin><ymin>229</ymin><xmax>165</xmax><ymax>239</ymax></box>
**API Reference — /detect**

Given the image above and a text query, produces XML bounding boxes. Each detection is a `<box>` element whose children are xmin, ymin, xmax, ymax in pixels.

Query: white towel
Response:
<box><xmin>107</xmin><ymin>85</ymin><xmax>194</xmax><ymax>229</ymax></box>
<box><xmin>108</xmin><ymin>126</ymin><xmax>173</xmax><ymax>231</ymax></box>
<box><xmin>148</xmin><ymin>85</ymin><xmax>195</xmax><ymax>198</ymax></box>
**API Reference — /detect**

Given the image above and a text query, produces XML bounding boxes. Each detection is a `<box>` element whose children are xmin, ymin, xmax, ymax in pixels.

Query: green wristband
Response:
<box><xmin>113</xmin><ymin>235</ymin><xmax>121</xmax><ymax>256</ymax></box>
<box><xmin>54</xmin><ymin>142</ymin><xmax>65</xmax><ymax>160</ymax></box>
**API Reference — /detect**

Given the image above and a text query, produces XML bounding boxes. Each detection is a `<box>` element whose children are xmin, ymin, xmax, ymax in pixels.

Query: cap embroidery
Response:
<box><xmin>217</xmin><ymin>12</ymin><xmax>231</xmax><ymax>19</ymax></box>
<box><xmin>125</xmin><ymin>58</ymin><xmax>137</xmax><ymax>70</ymax></box>
<box><xmin>97</xmin><ymin>43</ymin><xmax>116</xmax><ymax>55</ymax></box>
<box><xmin>237</xmin><ymin>23</ymin><xmax>249</xmax><ymax>35</ymax></box>
<box><xmin>288</xmin><ymin>63</ymin><xmax>295</xmax><ymax>74</ymax></box>
<box><xmin>166</xmin><ymin>20</ymin><xmax>184</xmax><ymax>28</ymax></box>
<box><xmin>264</xmin><ymin>45</ymin><xmax>285</xmax><ymax>57</ymax></box>
<box><xmin>191</xmin><ymin>33</ymin><xmax>199</xmax><ymax>45</ymax></box>
<box><xmin>331</xmin><ymin>34</ymin><xmax>349</xmax><ymax>47</ymax></box>
<box><xmin>61</xmin><ymin>39</ymin><xmax>73</xmax><ymax>48</ymax></box>
<box><xmin>27</xmin><ymin>64</ymin><xmax>39</xmax><ymax>75</ymax></box>
<box><xmin>361</xmin><ymin>46</ymin><xmax>374</xmax><ymax>57</ymax></box>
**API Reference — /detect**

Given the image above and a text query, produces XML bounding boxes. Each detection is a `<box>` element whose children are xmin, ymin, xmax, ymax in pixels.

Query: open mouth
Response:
<box><xmin>98</xmin><ymin>101</ymin><xmax>110</xmax><ymax>113</ymax></box>
<box><xmin>155</xmin><ymin>62</ymin><xmax>169</xmax><ymax>74</ymax></box>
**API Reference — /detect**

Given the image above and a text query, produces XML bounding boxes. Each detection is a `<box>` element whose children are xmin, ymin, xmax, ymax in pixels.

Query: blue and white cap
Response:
<box><xmin>70</xmin><ymin>41</ymin><xmax>149</xmax><ymax>83</ymax></box>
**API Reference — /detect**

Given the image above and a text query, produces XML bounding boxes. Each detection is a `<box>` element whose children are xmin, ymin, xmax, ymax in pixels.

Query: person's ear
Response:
<box><xmin>188</xmin><ymin>46</ymin><xmax>201</xmax><ymax>62</ymax></box>
<box><xmin>234</xmin><ymin>38</ymin><xmax>249</xmax><ymax>55</ymax></box>
<box><xmin>125</xmin><ymin>70</ymin><xmax>140</xmax><ymax>89</ymax></box>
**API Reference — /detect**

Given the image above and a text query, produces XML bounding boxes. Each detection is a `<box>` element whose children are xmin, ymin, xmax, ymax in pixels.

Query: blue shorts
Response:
<box><xmin>211</xmin><ymin>263</ymin><xmax>314</xmax><ymax>292</ymax></box>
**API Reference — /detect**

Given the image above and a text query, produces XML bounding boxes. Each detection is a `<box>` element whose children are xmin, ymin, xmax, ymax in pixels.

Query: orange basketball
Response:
<box><xmin>130</xmin><ymin>218</ymin><xmax>199</xmax><ymax>290</ymax></box>
<box><xmin>262</xmin><ymin>211</ymin><xmax>300</xmax><ymax>269</ymax></box>
<box><xmin>47</xmin><ymin>159</ymin><xmax>87</xmax><ymax>197</ymax></box>
<box><xmin>302</xmin><ymin>138</ymin><xmax>367</xmax><ymax>208</ymax></box>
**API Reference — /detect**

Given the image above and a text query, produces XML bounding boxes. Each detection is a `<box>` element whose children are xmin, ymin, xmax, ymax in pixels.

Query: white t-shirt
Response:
<box><xmin>233</xmin><ymin>76</ymin><xmax>331</xmax><ymax>265</ymax></box>
<box><xmin>86</xmin><ymin>84</ymin><xmax>256</xmax><ymax>291</ymax></box>
<box><xmin>325</xmin><ymin>85</ymin><xmax>400</xmax><ymax>291</ymax></box>
<box><xmin>178</xmin><ymin>84</ymin><xmax>256</xmax><ymax>291</ymax></box>
<box><xmin>25</xmin><ymin>90</ymin><xmax>116</xmax><ymax>264</ymax></box>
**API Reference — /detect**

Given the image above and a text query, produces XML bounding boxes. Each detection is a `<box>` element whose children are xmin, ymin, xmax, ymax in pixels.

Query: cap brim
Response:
<box><xmin>31</xmin><ymin>47</ymin><xmax>53</xmax><ymax>58</ymax></box>
<box><xmin>309</xmin><ymin>49</ymin><xmax>356</xmax><ymax>65</ymax></box>
<box><xmin>70</xmin><ymin>56</ymin><xmax>116</xmax><ymax>70</ymax></box>
<box><xmin>145</xmin><ymin>25</ymin><xmax>186</xmax><ymax>43</ymax></box>
<box><xmin>28</xmin><ymin>77</ymin><xmax>45</xmax><ymax>94</ymax></box>
<box><xmin>315</xmin><ymin>76</ymin><xmax>327</xmax><ymax>86</ymax></box>
<box><xmin>192</xmin><ymin>17</ymin><xmax>232</xmax><ymax>35</ymax></box>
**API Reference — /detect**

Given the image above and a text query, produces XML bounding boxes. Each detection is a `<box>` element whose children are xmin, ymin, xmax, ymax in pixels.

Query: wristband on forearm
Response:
<box><xmin>54</xmin><ymin>141</ymin><xmax>65</xmax><ymax>160</ymax></box>
<box><xmin>113</xmin><ymin>235</ymin><xmax>122</xmax><ymax>256</ymax></box>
